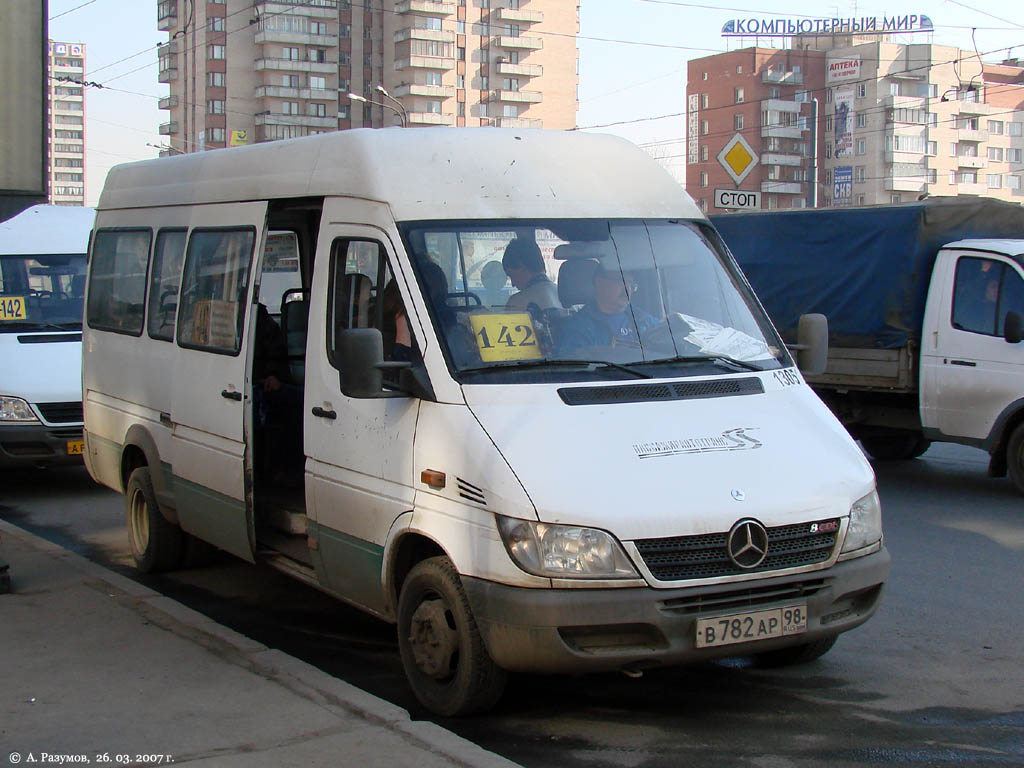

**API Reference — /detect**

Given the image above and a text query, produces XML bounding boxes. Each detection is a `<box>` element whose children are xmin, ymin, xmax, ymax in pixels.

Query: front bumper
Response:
<box><xmin>463</xmin><ymin>546</ymin><xmax>889</xmax><ymax>673</ymax></box>
<box><xmin>0</xmin><ymin>423</ymin><xmax>84</xmax><ymax>468</ymax></box>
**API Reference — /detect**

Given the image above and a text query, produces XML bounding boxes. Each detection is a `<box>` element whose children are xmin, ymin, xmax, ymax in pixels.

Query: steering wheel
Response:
<box><xmin>641</xmin><ymin>312</ymin><xmax>700</xmax><ymax>352</ymax></box>
<box><xmin>29</xmin><ymin>289</ymin><xmax>54</xmax><ymax>299</ymax></box>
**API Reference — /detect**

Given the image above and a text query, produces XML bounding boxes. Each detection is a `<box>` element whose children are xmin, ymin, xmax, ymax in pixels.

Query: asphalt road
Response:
<box><xmin>2</xmin><ymin>442</ymin><xmax>1022</xmax><ymax>768</ymax></box>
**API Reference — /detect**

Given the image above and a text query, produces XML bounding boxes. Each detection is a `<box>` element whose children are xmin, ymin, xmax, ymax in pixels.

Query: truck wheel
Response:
<box><xmin>754</xmin><ymin>635</ymin><xmax>837</xmax><ymax>667</ymax></box>
<box><xmin>861</xmin><ymin>434</ymin><xmax>930</xmax><ymax>461</ymax></box>
<box><xmin>397</xmin><ymin>556</ymin><xmax>507</xmax><ymax>716</ymax></box>
<box><xmin>126</xmin><ymin>466</ymin><xmax>183</xmax><ymax>573</ymax></box>
<box><xmin>1006</xmin><ymin>424</ymin><xmax>1024</xmax><ymax>495</ymax></box>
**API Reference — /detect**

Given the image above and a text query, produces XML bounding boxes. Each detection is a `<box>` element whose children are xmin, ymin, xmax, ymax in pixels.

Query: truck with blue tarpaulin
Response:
<box><xmin>711</xmin><ymin>197</ymin><xmax>1024</xmax><ymax>492</ymax></box>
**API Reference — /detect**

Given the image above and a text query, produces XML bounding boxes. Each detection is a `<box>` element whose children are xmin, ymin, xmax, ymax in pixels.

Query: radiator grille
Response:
<box><xmin>634</xmin><ymin>519</ymin><xmax>839</xmax><ymax>581</ymax></box>
<box><xmin>36</xmin><ymin>401</ymin><xmax>83</xmax><ymax>424</ymax></box>
<box><xmin>559</xmin><ymin>377</ymin><xmax>763</xmax><ymax>406</ymax></box>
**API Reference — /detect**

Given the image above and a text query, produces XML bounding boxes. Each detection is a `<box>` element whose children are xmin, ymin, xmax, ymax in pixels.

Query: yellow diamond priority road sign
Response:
<box><xmin>716</xmin><ymin>133</ymin><xmax>758</xmax><ymax>185</ymax></box>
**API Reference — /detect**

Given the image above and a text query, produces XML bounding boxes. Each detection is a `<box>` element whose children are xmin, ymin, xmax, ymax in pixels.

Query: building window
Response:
<box><xmin>989</xmin><ymin>147</ymin><xmax>1004</xmax><ymax>162</ymax></box>
<box><xmin>956</xmin><ymin>116</ymin><xmax>979</xmax><ymax>131</ymax></box>
<box><xmin>1008</xmin><ymin>148</ymin><xmax>1023</xmax><ymax>163</ymax></box>
<box><xmin>282</xmin><ymin>74</ymin><xmax>298</xmax><ymax>87</ymax></box>
<box><xmin>456</xmin><ymin>20</ymin><xmax>465</xmax><ymax>33</ymax></box>
<box><xmin>208</xmin><ymin>16</ymin><xmax>225</xmax><ymax>32</ymax></box>
<box><xmin>702</xmin><ymin>72</ymin><xmax>708</xmax><ymax>80</ymax></box>
<box><xmin>770</xmin><ymin>87</ymin><xmax>780</xmax><ymax>98</ymax></box>
<box><xmin>456</xmin><ymin>73</ymin><xmax>464</xmax><ymax>89</ymax></box>
<box><xmin>950</xmin><ymin>142</ymin><xmax>958</xmax><ymax>157</ymax></box>
<box><xmin>928</xmin><ymin>112</ymin><xmax>938</xmax><ymax>126</ymax></box>
<box><xmin>736</xmin><ymin>65</ymin><xmax>742</xmax><ymax>74</ymax></box>
<box><xmin>856</xmin><ymin>139</ymin><xmax>866</xmax><ymax>155</ymax></box>
<box><xmin>426</xmin><ymin>71</ymin><xmax>442</xmax><ymax>86</ymax></box>
<box><xmin>701</xmin><ymin>120</ymin><xmax>708</xmax><ymax>135</ymax></box>
<box><xmin>427</xmin><ymin>100</ymin><xmax>442</xmax><ymax>114</ymax></box>
<box><xmin>949</xmin><ymin>170</ymin><xmax>957</xmax><ymax>184</ymax></box>
<box><xmin>208</xmin><ymin>72</ymin><xmax>225</xmax><ymax>87</ymax></box>
<box><xmin>1007</xmin><ymin>175</ymin><xmax>1021</xmax><ymax>190</ymax></box>
<box><xmin>208</xmin><ymin>127</ymin><xmax>225</xmax><ymax>143</ymax></box>
<box><xmin>988</xmin><ymin>120</ymin><xmax>1004</xmax><ymax>134</ymax></box>
<box><xmin>857</xmin><ymin>113</ymin><xmax>867</xmax><ymax>128</ymax></box>
<box><xmin>480</xmin><ymin>75</ymin><xmax>488</xmax><ymax>90</ymax></box>
<box><xmin>825</xmin><ymin>142</ymin><xmax>832</xmax><ymax>159</ymax></box>
<box><xmin>700</xmin><ymin>145</ymin><xmax>708</xmax><ymax>161</ymax></box>
<box><xmin>855</xmin><ymin>167</ymin><xmax>865</xmax><ymax>183</ymax></box>
<box><xmin>926</xmin><ymin>141</ymin><xmax>937</xmax><ymax>156</ymax></box>
<box><xmin>311</xmin><ymin>21</ymin><xmax>327</xmax><ymax>35</ymax></box>
<box><xmin>825</xmin><ymin>116</ymin><xmax>833</xmax><ymax>131</ymax></box>
<box><xmin>339</xmin><ymin>105</ymin><xmax>349</xmax><ymax>120</ymax></box>
<box><xmin>927</xmin><ymin>169</ymin><xmax>937</xmax><ymax>183</ymax></box>
<box><xmin>856</xmin><ymin>83</ymin><xmax>867</xmax><ymax>98</ymax></box>
<box><xmin>700</xmin><ymin>93</ymin><xmax>708</xmax><ymax>109</ymax></box>
<box><xmin>282</xmin><ymin>101</ymin><xmax>299</xmax><ymax>115</ymax></box>
<box><xmin>700</xmin><ymin>172</ymin><xmax>708</xmax><ymax>187</ymax></box>
<box><xmin>855</xmin><ymin>194</ymin><xmax>865</xmax><ymax>205</ymax></box>
<box><xmin>503</xmin><ymin>104</ymin><xmax>518</xmax><ymax>118</ymax></box>
<box><xmin>826</xmin><ymin>88</ymin><xmax>833</xmax><ymax>103</ymax></box>
<box><xmin>339</xmin><ymin>53</ymin><xmax>350</xmax><ymax>66</ymax></box>
<box><xmin>207</xmin><ymin>99</ymin><xmax>224</xmax><ymax>114</ymax></box>
<box><xmin>734</xmin><ymin>113</ymin><xmax>743</xmax><ymax>130</ymax></box>
<box><xmin>458</xmin><ymin>102</ymin><xmax>465</xmax><ymax>117</ymax></box>
<box><xmin>282</xmin><ymin>47</ymin><xmax>299</xmax><ymax>60</ymax></box>
<box><xmin>339</xmin><ymin>25</ymin><xmax>351</xmax><ymax>38</ymax></box>
<box><xmin>457</xmin><ymin>47</ymin><xmax>465</xmax><ymax>61</ymax></box>
<box><xmin>208</xmin><ymin>44</ymin><xmax>225</xmax><ymax>59</ymax></box>
<box><xmin>699</xmin><ymin>198</ymin><xmax>708</xmax><ymax>212</ymax></box>
<box><xmin>891</xmin><ymin>194</ymin><xmax>901</xmax><ymax>204</ymax></box>
<box><xmin>503</xmin><ymin>77</ymin><xmax>519</xmax><ymax>91</ymax></box>
<box><xmin>309</xmin><ymin>103</ymin><xmax>326</xmax><ymax>117</ymax></box>
<box><xmin>310</xmin><ymin>48</ymin><xmax>327</xmax><ymax>63</ymax></box>
<box><xmin>959</xmin><ymin>171</ymin><xmax>978</xmax><ymax>184</ymax></box>
<box><xmin>309</xmin><ymin>75</ymin><xmax>326</xmax><ymax>90</ymax></box>
<box><xmin>987</xmin><ymin>174</ymin><xmax>1002</xmax><ymax>188</ymax></box>
<box><xmin>734</xmin><ymin>87</ymin><xmax>744</xmax><ymax>104</ymax></box>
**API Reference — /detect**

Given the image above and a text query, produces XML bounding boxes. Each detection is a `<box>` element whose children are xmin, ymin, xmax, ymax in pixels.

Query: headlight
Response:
<box><xmin>842</xmin><ymin>489</ymin><xmax>882</xmax><ymax>553</ymax></box>
<box><xmin>496</xmin><ymin>515</ymin><xmax>639</xmax><ymax>579</ymax></box>
<box><xmin>0</xmin><ymin>396</ymin><xmax>39</xmax><ymax>423</ymax></box>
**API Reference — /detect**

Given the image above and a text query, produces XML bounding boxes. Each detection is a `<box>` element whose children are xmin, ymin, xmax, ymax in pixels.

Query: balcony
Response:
<box><xmin>761</xmin><ymin>125</ymin><xmax>804</xmax><ymax>139</ymax></box>
<box><xmin>255</xmin><ymin>0</ymin><xmax>337</xmax><ymax>19</ymax></box>
<box><xmin>255</xmin><ymin>85</ymin><xmax>337</xmax><ymax>100</ymax></box>
<box><xmin>392</xmin><ymin>83</ymin><xmax>455</xmax><ymax>99</ymax></box>
<box><xmin>158</xmin><ymin>40</ymin><xmax>178</xmax><ymax>57</ymax></box>
<box><xmin>255</xmin><ymin>112</ymin><xmax>338</xmax><ymax>129</ymax></box>
<box><xmin>495</xmin><ymin>7</ymin><xmax>544</xmax><ymax>23</ymax></box>
<box><xmin>761</xmin><ymin>181</ymin><xmax>803</xmax><ymax>194</ymax></box>
<box><xmin>158</xmin><ymin>95</ymin><xmax>178</xmax><ymax>110</ymax></box>
<box><xmin>884</xmin><ymin>149</ymin><xmax>925</xmax><ymax>163</ymax></box>
<box><xmin>489</xmin><ymin>89</ymin><xmax>542</xmax><ymax>104</ymax></box>
<box><xmin>497</xmin><ymin>61</ymin><xmax>542</xmax><ymax>78</ymax></box>
<box><xmin>957</xmin><ymin>128</ymin><xmax>989</xmax><ymax>142</ymax></box>
<box><xmin>395</xmin><ymin>0</ymin><xmax>455</xmax><ymax>15</ymax></box>
<box><xmin>955</xmin><ymin>100</ymin><xmax>993</xmax><ymax>116</ymax></box>
<box><xmin>760</xmin><ymin>153</ymin><xmax>802</xmax><ymax>166</ymax></box>
<box><xmin>255</xmin><ymin>30</ymin><xmax>337</xmax><ymax>47</ymax></box>
<box><xmin>883</xmin><ymin>95</ymin><xmax>926</xmax><ymax>108</ymax></box>
<box><xmin>394</xmin><ymin>56</ymin><xmax>455</xmax><ymax>71</ymax></box>
<box><xmin>485</xmin><ymin>117</ymin><xmax>542</xmax><ymax>129</ymax></box>
<box><xmin>158</xmin><ymin>121</ymin><xmax>178</xmax><ymax>135</ymax></box>
<box><xmin>885</xmin><ymin>177</ymin><xmax>927</xmax><ymax>192</ymax></box>
<box><xmin>407</xmin><ymin>111</ymin><xmax>454</xmax><ymax>126</ymax></box>
<box><xmin>957</xmin><ymin>156</ymin><xmax>987</xmax><ymax>169</ymax></box>
<box><xmin>761</xmin><ymin>70</ymin><xmax>803</xmax><ymax>85</ymax></box>
<box><xmin>157</xmin><ymin>7</ymin><xmax>177</xmax><ymax>31</ymax></box>
<box><xmin>158</xmin><ymin>67</ymin><xmax>179</xmax><ymax>83</ymax></box>
<box><xmin>763</xmin><ymin>98</ymin><xmax>801</xmax><ymax>113</ymax></box>
<box><xmin>494</xmin><ymin>35</ymin><xmax>543</xmax><ymax>50</ymax></box>
<box><xmin>955</xmin><ymin>182</ymin><xmax>987</xmax><ymax>195</ymax></box>
<box><xmin>394</xmin><ymin>27</ymin><xmax>455</xmax><ymax>44</ymax></box>
<box><xmin>255</xmin><ymin>58</ymin><xmax>335</xmax><ymax>74</ymax></box>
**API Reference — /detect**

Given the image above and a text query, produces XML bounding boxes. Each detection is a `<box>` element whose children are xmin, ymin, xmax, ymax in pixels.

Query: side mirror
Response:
<box><xmin>1004</xmin><ymin>311</ymin><xmax>1023</xmax><ymax>344</ymax></box>
<box><xmin>338</xmin><ymin>328</ymin><xmax>412</xmax><ymax>399</ymax></box>
<box><xmin>793</xmin><ymin>313</ymin><xmax>829</xmax><ymax>376</ymax></box>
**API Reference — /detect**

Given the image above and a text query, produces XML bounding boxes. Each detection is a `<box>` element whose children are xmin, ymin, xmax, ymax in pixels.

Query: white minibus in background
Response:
<box><xmin>1</xmin><ymin>204</ymin><xmax>95</xmax><ymax>468</ymax></box>
<box><xmin>83</xmin><ymin>129</ymin><xmax>889</xmax><ymax>716</ymax></box>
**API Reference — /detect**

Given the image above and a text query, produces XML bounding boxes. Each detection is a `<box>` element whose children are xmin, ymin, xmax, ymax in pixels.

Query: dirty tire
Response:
<box><xmin>861</xmin><ymin>434</ymin><xmax>930</xmax><ymax>461</ymax></box>
<box><xmin>755</xmin><ymin>635</ymin><xmax>838</xmax><ymax>667</ymax></box>
<box><xmin>1007</xmin><ymin>423</ymin><xmax>1024</xmax><ymax>495</ymax></box>
<box><xmin>397</xmin><ymin>556</ymin><xmax>506</xmax><ymax>717</ymax></box>
<box><xmin>125</xmin><ymin>466</ymin><xmax>183</xmax><ymax>573</ymax></box>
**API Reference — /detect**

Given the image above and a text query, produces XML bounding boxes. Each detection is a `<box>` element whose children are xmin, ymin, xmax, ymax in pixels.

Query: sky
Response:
<box><xmin>48</xmin><ymin>0</ymin><xmax>1024</xmax><ymax>205</ymax></box>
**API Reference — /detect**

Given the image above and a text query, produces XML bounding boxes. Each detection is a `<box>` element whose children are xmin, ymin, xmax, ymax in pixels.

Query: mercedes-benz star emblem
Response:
<box><xmin>731</xmin><ymin>488</ymin><xmax>746</xmax><ymax>501</ymax></box>
<box><xmin>727</xmin><ymin>519</ymin><xmax>769</xmax><ymax>569</ymax></box>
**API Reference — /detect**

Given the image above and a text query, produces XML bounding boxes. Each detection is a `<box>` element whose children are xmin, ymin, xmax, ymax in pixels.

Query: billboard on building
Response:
<box><xmin>834</xmin><ymin>87</ymin><xmax>854</xmax><ymax>158</ymax></box>
<box><xmin>833</xmin><ymin>166</ymin><xmax>853</xmax><ymax>205</ymax></box>
<box><xmin>828</xmin><ymin>57</ymin><xmax>861</xmax><ymax>83</ymax></box>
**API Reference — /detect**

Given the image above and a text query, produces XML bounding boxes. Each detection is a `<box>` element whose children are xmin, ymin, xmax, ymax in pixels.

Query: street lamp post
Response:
<box><xmin>346</xmin><ymin>92</ymin><xmax>407</xmax><ymax>128</ymax></box>
<box><xmin>375</xmin><ymin>85</ymin><xmax>409</xmax><ymax>127</ymax></box>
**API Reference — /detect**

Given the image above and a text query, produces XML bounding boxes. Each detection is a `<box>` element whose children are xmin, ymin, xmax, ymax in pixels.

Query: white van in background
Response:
<box><xmin>83</xmin><ymin>129</ymin><xmax>889</xmax><ymax>716</ymax></box>
<box><xmin>1</xmin><ymin>205</ymin><xmax>94</xmax><ymax>468</ymax></box>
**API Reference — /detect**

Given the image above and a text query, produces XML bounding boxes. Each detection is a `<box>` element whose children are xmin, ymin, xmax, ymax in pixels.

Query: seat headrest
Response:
<box><xmin>558</xmin><ymin>258</ymin><xmax>598</xmax><ymax>308</ymax></box>
<box><xmin>335</xmin><ymin>273</ymin><xmax>371</xmax><ymax>329</ymax></box>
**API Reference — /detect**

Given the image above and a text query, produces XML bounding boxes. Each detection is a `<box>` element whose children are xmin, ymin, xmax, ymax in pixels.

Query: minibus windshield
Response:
<box><xmin>399</xmin><ymin>219</ymin><xmax>788</xmax><ymax>383</ymax></box>
<box><xmin>0</xmin><ymin>254</ymin><xmax>87</xmax><ymax>332</ymax></box>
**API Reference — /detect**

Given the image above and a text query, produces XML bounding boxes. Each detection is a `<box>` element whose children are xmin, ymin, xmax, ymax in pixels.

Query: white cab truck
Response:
<box><xmin>83</xmin><ymin>129</ymin><xmax>888</xmax><ymax>716</ymax></box>
<box><xmin>1</xmin><ymin>204</ymin><xmax>95</xmax><ymax>467</ymax></box>
<box><xmin>713</xmin><ymin>199</ymin><xmax>1024</xmax><ymax>492</ymax></box>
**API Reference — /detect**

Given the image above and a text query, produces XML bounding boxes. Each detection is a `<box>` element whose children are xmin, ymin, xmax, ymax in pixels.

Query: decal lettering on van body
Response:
<box><xmin>633</xmin><ymin>428</ymin><xmax>761</xmax><ymax>459</ymax></box>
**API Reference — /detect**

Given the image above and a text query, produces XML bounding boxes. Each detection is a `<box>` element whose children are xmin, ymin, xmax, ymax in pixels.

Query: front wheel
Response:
<box><xmin>1006</xmin><ymin>423</ymin><xmax>1024</xmax><ymax>495</ymax></box>
<box><xmin>397</xmin><ymin>556</ymin><xmax>506</xmax><ymax>717</ymax></box>
<box><xmin>754</xmin><ymin>635</ymin><xmax>838</xmax><ymax>667</ymax></box>
<box><xmin>861</xmin><ymin>433</ymin><xmax>931</xmax><ymax>461</ymax></box>
<box><xmin>125</xmin><ymin>466</ymin><xmax>183</xmax><ymax>573</ymax></box>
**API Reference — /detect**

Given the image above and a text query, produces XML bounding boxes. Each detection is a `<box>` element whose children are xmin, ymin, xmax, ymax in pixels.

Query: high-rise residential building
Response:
<box><xmin>687</xmin><ymin>34</ymin><xmax>1024</xmax><ymax>212</ymax></box>
<box><xmin>47</xmin><ymin>41</ymin><xmax>87</xmax><ymax>205</ymax></box>
<box><xmin>156</xmin><ymin>0</ymin><xmax>578</xmax><ymax>155</ymax></box>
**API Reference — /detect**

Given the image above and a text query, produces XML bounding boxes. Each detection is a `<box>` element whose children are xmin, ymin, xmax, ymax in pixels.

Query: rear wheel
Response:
<box><xmin>754</xmin><ymin>635</ymin><xmax>837</xmax><ymax>667</ymax></box>
<box><xmin>861</xmin><ymin>433</ymin><xmax>931</xmax><ymax>461</ymax></box>
<box><xmin>397</xmin><ymin>556</ymin><xmax>506</xmax><ymax>717</ymax></box>
<box><xmin>1006</xmin><ymin>423</ymin><xmax>1024</xmax><ymax>495</ymax></box>
<box><xmin>125</xmin><ymin>466</ymin><xmax>183</xmax><ymax>573</ymax></box>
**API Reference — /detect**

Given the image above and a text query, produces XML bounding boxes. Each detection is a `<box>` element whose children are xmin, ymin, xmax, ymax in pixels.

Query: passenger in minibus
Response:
<box><xmin>253</xmin><ymin>303</ymin><xmax>303</xmax><ymax>481</ymax></box>
<box><xmin>502</xmin><ymin>238</ymin><xmax>560</xmax><ymax>312</ymax></box>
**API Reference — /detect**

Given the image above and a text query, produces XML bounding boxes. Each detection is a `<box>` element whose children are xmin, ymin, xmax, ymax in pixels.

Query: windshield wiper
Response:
<box><xmin>461</xmin><ymin>358</ymin><xmax>652</xmax><ymax>379</ymax></box>
<box><xmin>631</xmin><ymin>355</ymin><xmax>764</xmax><ymax>373</ymax></box>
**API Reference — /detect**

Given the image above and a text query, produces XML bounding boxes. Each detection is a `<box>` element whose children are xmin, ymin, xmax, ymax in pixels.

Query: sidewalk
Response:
<box><xmin>0</xmin><ymin>520</ymin><xmax>521</xmax><ymax>768</ymax></box>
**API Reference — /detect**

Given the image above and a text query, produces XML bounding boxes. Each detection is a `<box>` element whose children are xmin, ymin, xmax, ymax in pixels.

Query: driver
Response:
<box><xmin>558</xmin><ymin>265</ymin><xmax>657</xmax><ymax>355</ymax></box>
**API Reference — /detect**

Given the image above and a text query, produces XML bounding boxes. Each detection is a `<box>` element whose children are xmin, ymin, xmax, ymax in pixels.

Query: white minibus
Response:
<box><xmin>1</xmin><ymin>204</ymin><xmax>95</xmax><ymax>468</ymax></box>
<box><xmin>83</xmin><ymin>129</ymin><xmax>888</xmax><ymax>716</ymax></box>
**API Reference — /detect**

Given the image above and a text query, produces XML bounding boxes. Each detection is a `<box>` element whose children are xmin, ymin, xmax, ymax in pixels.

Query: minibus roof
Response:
<box><xmin>0</xmin><ymin>205</ymin><xmax>95</xmax><ymax>257</ymax></box>
<box><xmin>98</xmin><ymin>128</ymin><xmax>702</xmax><ymax>221</ymax></box>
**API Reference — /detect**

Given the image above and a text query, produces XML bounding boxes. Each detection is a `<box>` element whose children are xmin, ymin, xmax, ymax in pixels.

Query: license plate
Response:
<box><xmin>696</xmin><ymin>604</ymin><xmax>807</xmax><ymax>649</ymax></box>
<box><xmin>66</xmin><ymin>440</ymin><xmax>85</xmax><ymax>455</ymax></box>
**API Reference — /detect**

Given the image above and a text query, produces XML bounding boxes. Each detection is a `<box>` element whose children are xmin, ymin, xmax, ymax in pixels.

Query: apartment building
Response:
<box><xmin>47</xmin><ymin>41</ymin><xmax>87</xmax><ymax>205</ymax></box>
<box><xmin>688</xmin><ymin>36</ymin><xmax>1024</xmax><ymax>211</ymax></box>
<box><xmin>156</xmin><ymin>0</ymin><xmax>578</xmax><ymax>155</ymax></box>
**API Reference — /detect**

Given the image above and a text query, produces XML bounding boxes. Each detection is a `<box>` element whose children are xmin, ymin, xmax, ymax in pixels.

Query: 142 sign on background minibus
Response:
<box><xmin>82</xmin><ymin>128</ymin><xmax>888</xmax><ymax>716</ymax></box>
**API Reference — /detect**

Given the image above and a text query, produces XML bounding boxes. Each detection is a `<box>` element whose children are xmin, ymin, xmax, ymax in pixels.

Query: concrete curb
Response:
<box><xmin>0</xmin><ymin>519</ymin><xmax>521</xmax><ymax>768</ymax></box>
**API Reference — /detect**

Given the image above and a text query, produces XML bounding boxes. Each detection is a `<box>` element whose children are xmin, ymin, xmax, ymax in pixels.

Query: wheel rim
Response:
<box><xmin>407</xmin><ymin>596</ymin><xmax>460</xmax><ymax>681</ymax></box>
<box><xmin>129</xmin><ymin>487</ymin><xmax>150</xmax><ymax>555</ymax></box>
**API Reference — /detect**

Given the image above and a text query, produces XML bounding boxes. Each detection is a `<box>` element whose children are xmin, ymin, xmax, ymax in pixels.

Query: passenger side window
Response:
<box><xmin>997</xmin><ymin>268</ymin><xmax>1024</xmax><ymax>337</ymax></box>
<box><xmin>177</xmin><ymin>228</ymin><xmax>256</xmax><ymax>354</ymax></box>
<box><xmin>87</xmin><ymin>228</ymin><xmax>152</xmax><ymax>335</ymax></box>
<box><xmin>327</xmin><ymin>239</ymin><xmax>392</xmax><ymax>368</ymax></box>
<box><xmin>952</xmin><ymin>257</ymin><xmax>1003</xmax><ymax>336</ymax></box>
<box><xmin>147</xmin><ymin>229</ymin><xmax>186</xmax><ymax>341</ymax></box>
